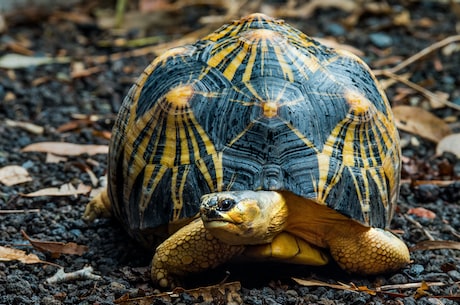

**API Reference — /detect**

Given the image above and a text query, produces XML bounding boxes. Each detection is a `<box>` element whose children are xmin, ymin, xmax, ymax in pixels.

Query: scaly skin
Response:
<box><xmin>151</xmin><ymin>218</ymin><xmax>244</xmax><ymax>288</ymax></box>
<box><xmin>327</xmin><ymin>227</ymin><xmax>410</xmax><ymax>275</ymax></box>
<box><xmin>86</xmin><ymin>189</ymin><xmax>409</xmax><ymax>288</ymax></box>
<box><xmin>201</xmin><ymin>191</ymin><xmax>410</xmax><ymax>277</ymax></box>
<box><xmin>83</xmin><ymin>188</ymin><xmax>112</xmax><ymax>221</ymax></box>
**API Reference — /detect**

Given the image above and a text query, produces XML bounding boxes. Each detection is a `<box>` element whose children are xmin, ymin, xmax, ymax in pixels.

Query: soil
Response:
<box><xmin>1</xmin><ymin>1</ymin><xmax>459</xmax><ymax>304</ymax></box>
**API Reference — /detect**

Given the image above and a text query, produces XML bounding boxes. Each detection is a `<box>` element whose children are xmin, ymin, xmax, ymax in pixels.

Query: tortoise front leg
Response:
<box><xmin>327</xmin><ymin>226</ymin><xmax>410</xmax><ymax>275</ymax></box>
<box><xmin>151</xmin><ymin>218</ymin><xmax>244</xmax><ymax>288</ymax></box>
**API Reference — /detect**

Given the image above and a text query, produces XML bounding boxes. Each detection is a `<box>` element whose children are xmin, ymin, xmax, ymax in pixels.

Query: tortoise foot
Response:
<box><xmin>83</xmin><ymin>188</ymin><xmax>112</xmax><ymax>221</ymax></box>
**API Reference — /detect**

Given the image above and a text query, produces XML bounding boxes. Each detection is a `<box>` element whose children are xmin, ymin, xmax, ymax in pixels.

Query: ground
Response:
<box><xmin>0</xmin><ymin>0</ymin><xmax>459</xmax><ymax>304</ymax></box>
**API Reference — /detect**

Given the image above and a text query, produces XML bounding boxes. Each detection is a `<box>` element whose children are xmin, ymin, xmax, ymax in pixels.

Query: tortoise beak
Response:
<box><xmin>200</xmin><ymin>193</ymin><xmax>235</xmax><ymax>222</ymax></box>
<box><xmin>200</xmin><ymin>204</ymin><xmax>222</xmax><ymax>221</ymax></box>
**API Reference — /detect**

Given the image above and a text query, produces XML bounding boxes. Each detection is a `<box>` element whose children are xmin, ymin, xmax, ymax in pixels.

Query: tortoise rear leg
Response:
<box><xmin>327</xmin><ymin>226</ymin><xmax>410</xmax><ymax>275</ymax></box>
<box><xmin>152</xmin><ymin>218</ymin><xmax>244</xmax><ymax>288</ymax></box>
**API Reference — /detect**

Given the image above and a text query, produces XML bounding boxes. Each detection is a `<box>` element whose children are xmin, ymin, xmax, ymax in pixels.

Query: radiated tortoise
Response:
<box><xmin>84</xmin><ymin>13</ymin><xmax>410</xmax><ymax>288</ymax></box>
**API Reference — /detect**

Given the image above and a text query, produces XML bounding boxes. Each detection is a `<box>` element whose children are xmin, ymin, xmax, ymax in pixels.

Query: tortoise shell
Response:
<box><xmin>108</xmin><ymin>13</ymin><xmax>400</xmax><ymax>245</ymax></box>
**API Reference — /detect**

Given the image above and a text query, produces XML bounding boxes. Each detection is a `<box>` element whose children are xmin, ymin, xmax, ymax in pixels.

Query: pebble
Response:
<box><xmin>389</xmin><ymin>272</ymin><xmax>409</xmax><ymax>283</ymax></box>
<box><xmin>369</xmin><ymin>32</ymin><xmax>393</xmax><ymax>48</ymax></box>
<box><xmin>414</xmin><ymin>184</ymin><xmax>440</xmax><ymax>203</ymax></box>
<box><xmin>325</xmin><ymin>23</ymin><xmax>345</xmax><ymax>36</ymax></box>
<box><xmin>264</xmin><ymin>297</ymin><xmax>281</xmax><ymax>305</ymax></box>
<box><xmin>408</xmin><ymin>264</ymin><xmax>425</xmax><ymax>277</ymax></box>
<box><xmin>447</xmin><ymin>270</ymin><xmax>460</xmax><ymax>281</ymax></box>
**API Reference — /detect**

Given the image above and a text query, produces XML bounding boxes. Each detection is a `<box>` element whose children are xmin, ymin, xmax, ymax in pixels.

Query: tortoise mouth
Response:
<box><xmin>200</xmin><ymin>208</ymin><xmax>241</xmax><ymax>225</ymax></box>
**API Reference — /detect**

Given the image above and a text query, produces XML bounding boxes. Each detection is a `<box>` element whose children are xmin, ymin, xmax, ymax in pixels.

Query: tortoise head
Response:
<box><xmin>200</xmin><ymin>191</ymin><xmax>288</xmax><ymax>245</ymax></box>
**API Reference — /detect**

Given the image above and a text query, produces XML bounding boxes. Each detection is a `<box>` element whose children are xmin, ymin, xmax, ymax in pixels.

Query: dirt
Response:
<box><xmin>0</xmin><ymin>1</ymin><xmax>459</xmax><ymax>304</ymax></box>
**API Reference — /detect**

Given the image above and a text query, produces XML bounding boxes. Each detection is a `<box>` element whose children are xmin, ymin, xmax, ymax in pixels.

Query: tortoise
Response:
<box><xmin>84</xmin><ymin>13</ymin><xmax>410</xmax><ymax>288</ymax></box>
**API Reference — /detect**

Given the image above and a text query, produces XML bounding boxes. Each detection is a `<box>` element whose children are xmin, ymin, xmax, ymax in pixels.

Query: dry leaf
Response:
<box><xmin>5</xmin><ymin>119</ymin><xmax>44</xmax><ymax>134</ymax></box>
<box><xmin>0</xmin><ymin>53</ymin><xmax>70</xmax><ymax>69</ymax></box>
<box><xmin>314</xmin><ymin>37</ymin><xmax>364</xmax><ymax>57</ymax></box>
<box><xmin>22</xmin><ymin>230</ymin><xmax>88</xmax><ymax>258</ymax></box>
<box><xmin>411</xmin><ymin>240</ymin><xmax>460</xmax><ymax>251</ymax></box>
<box><xmin>407</xmin><ymin>207</ymin><xmax>437</xmax><ymax>219</ymax></box>
<box><xmin>436</xmin><ymin>133</ymin><xmax>460</xmax><ymax>157</ymax></box>
<box><xmin>114</xmin><ymin>281</ymin><xmax>242</xmax><ymax>305</ymax></box>
<box><xmin>0</xmin><ymin>243</ymin><xmax>63</xmax><ymax>269</ymax></box>
<box><xmin>0</xmin><ymin>165</ymin><xmax>32</xmax><ymax>186</ymax></box>
<box><xmin>0</xmin><ymin>245</ymin><xmax>45</xmax><ymax>264</ymax></box>
<box><xmin>22</xmin><ymin>142</ymin><xmax>108</xmax><ymax>156</ymax></box>
<box><xmin>22</xmin><ymin>183</ymin><xmax>91</xmax><ymax>197</ymax></box>
<box><xmin>45</xmin><ymin>153</ymin><xmax>68</xmax><ymax>163</ymax></box>
<box><xmin>392</xmin><ymin>105</ymin><xmax>451</xmax><ymax>143</ymax></box>
<box><xmin>292</xmin><ymin>278</ymin><xmax>357</xmax><ymax>292</ymax></box>
<box><xmin>414</xmin><ymin>281</ymin><xmax>430</xmax><ymax>299</ymax></box>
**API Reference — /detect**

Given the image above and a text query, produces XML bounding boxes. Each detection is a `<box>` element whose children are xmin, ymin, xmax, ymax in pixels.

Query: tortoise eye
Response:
<box><xmin>217</xmin><ymin>198</ymin><xmax>236</xmax><ymax>211</ymax></box>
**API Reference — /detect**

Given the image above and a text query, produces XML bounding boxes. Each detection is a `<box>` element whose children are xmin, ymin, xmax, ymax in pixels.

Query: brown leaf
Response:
<box><xmin>114</xmin><ymin>281</ymin><xmax>242</xmax><ymax>305</ymax></box>
<box><xmin>5</xmin><ymin>119</ymin><xmax>44</xmax><ymax>134</ymax></box>
<box><xmin>21</xmin><ymin>183</ymin><xmax>91</xmax><ymax>197</ymax></box>
<box><xmin>393</xmin><ymin>105</ymin><xmax>452</xmax><ymax>143</ymax></box>
<box><xmin>21</xmin><ymin>141</ymin><xmax>108</xmax><ymax>156</ymax></box>
<box><xmin>292</xmin><ymin>278</ymin><xmax>358</xmax><ymax>292</ymax></box>
<box><xmin>407</xmin><ymin>207</ymin><xmax>437</xmax><ymax>219</ymax></box>
<box><xmin>411</xmin><ymin>240</ymin><xmax>460</xmax><ymax>251</ymax></box>
<box><xmin>436</xmin><ymin>133</ymin><xmax>460</xmax><ymax>157</ymax></box>
<box><xmin>22</xmin><ymin>230</ymin><xmax>88</xmax><ymax>257</ymax></box>
<box><xmin>414</xmin><ymin>281</ymin><xmax>431</xmax><ymax>299</ymax></box>
<box><xmin>0</xmin><ymin>245</ymin><xmax>44</xmax><ymax>264</ymax></box>
<box><xmin>0</xmin><ymin>165</ymin><xmax>32</xmax><ymax>186</ymax></box>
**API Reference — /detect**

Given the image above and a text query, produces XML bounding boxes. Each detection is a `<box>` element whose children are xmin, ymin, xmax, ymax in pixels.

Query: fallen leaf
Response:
<box><xmin>21</xmin><ymin>183</ymin><xmax>91</xmax><ymax>197</ymax></box>
<box><xmin>0</xmin><ymin>246</ymin><xmax>42</xmax><ymax>263</ymax></box>
<box><xmin>377</xmin><ymin>281</ymin><xmax>446</xmax><ymax>291</ymax></box>
<box><xmin>407</xmin><ymin>207</ymin><xmax>437</xmax><ymax>219</ymax></box>
<box><xmin>22</xmin><ymin>230</ymin><xmax>88</xmax><ymax>258</ymax></box>
<box><xmin>393</xmin><ymin>105</ymin><xmax>452</xmax><ymax>143</ymax></box>
<box><xmin>411</xmin><ymin>240</ymin><xmax>460</xmax><ymax>251</ymax></box>
<box><xmin>0</xmin><ymin>53</ymin><xmax>70</xmax><ymax>69</ymax></box>
<box><xmin>45</xmin><ymin>153</ymin><xmax>68</xmax><ymax>163</ymax></box>
<box><xmin>0</xmin><ymin>245</ymin><xmax>47</xmax><ymax>265</ymax></box>
<box><xmin>436</xmin><ymin>133</ymin><xmax>460</xmax><ymax>157</ymax></box>
<box><xmin>114</xmin><ymin>281</ymin><xmax>242</xmax><ymax>305</ymax></box>
<box><xmin>400</xmin><ymin>179</ymin><xmax>457</xmax><ymax>187</ymax></box>
<box><xmin>292</xmin><ymin>278</ymin><xmax>357</xmax><ymax>292</ymax></box>
<box><xmin>21</xmin><ymin>141</ymin><xmax>108</xmax><ymax>156</ymax></box>
<box><xmin>5</xmin><ymin>119</ymin><xmax>44</xmax><ymax>134</ymax></box>
<box><xmin>414</xmin><ymin>281</ymin><xmax>430</xmax><ymax>299</ymax></box>
<box><xmin>0</xmin><ymin>165</ymin><xmax>32</xmax><ymax>186</ymax></box>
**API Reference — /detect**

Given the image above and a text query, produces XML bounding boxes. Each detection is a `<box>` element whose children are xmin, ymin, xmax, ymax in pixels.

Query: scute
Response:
<box><xmin>108</xmin><ymin>13</ymin><xmax>400</xmax><ymax>246</ymax></box>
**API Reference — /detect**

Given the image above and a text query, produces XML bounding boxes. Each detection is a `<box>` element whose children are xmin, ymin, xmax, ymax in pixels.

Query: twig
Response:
<box><xmin>0</xmin><ymin>209</ymin><xmax>40</xmax><ymax>214</ymax></box>
<box><xmin>115</xmin><ymin>0</ymin><xmax>127</xmax><ymax>29</ymax></box>
<box><xmin>377</xmin><ymin>70</ymin><xmax>460</xmax><ymax>111</ymax></box>
<box><xmin>377</xmin><ymin>281</ymin><xmax>446</xmax><ymax>291</ymax></box>
<box><xmin>403</xmin><ymin>214</ymin><xmax>436</xmax><ymax>241</ymax></box>
<box><xmin>374</xmin><ymin>34</ymin><xmax>460</xmax><ymax>75</ymax></box>
<box><xmin>46</xmin><ymin>266</ymin><xmax>101</xmax><ymax>284</ymax></box>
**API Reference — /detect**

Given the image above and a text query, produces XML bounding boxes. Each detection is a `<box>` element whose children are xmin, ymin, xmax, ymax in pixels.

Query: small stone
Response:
<box><xmin>264</xmin><ymin>297</ymin><xmax>281</xmax><ymax>305</ymax></box>
<box><xmin>389</xmin><ymin>273</ymin><xmax>408</xmax><ymax>284</ymax></box>
<box><xmin>325</xmin><ymin>23</ymin><xmax>345</xmax><ymax>36</ymax></box>
<box><xmin>408</xmin><ymin>264</ymin><xmax>425</xmax><ymax>277</ymax></box>
<box><xmin>369</xmin><ymin>32</ymin><xmax>393</xmax><ymax>48</ymax></box>
<box><xmin>414</xmin><ymin>184</ymin><xmax>440</xmax><ymax>203</ymax></box>
<box><xmin>447</xmin><ymin>270</ymin><xmax>460</xmax><ymax>281</ymax></box>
